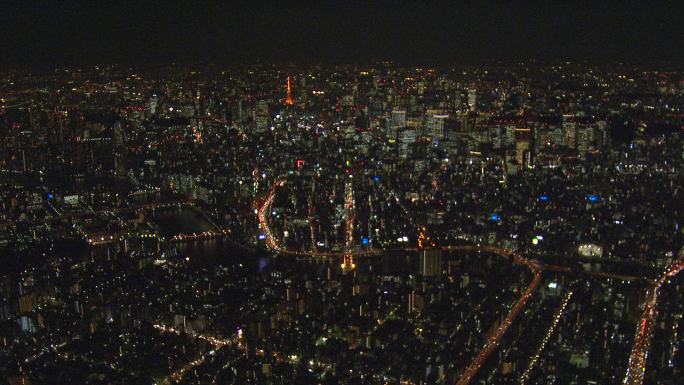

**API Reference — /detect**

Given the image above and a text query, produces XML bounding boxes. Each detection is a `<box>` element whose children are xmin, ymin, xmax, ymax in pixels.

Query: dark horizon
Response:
<box><xmin>3</xmin><ymin>1</ymin><xmax>684</xmax><ymax>70</ymax></box>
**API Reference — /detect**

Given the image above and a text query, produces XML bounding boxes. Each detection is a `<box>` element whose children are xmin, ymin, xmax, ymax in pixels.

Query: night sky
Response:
<box><xmin>2</xmin><ymin>1</ymin><xmax>684</xmax><ymax>69</ymax></box>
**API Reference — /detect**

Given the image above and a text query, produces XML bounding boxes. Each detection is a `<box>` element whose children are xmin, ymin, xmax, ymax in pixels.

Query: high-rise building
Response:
<box><xmin>577</xmin><ymin>126</ymin><xmax>595</xmax><ymax>155</ymax></box>
<box><xmin>427</xmin><ymin>114</ymin><xmax>448</xmax><ymax>141</ymax></box>
<box><xmin>388</xmin><ymin>109</ymin><xmax>406</xmax><ymax>142</ymax></box>
<box><xmin>467</xmin><ymin>88</ymin><xmax>477</xmax><ymax>110</ymax></box>
<box><xmin>420</xmin><ymin>249</ymin><xmax>442</xmax><ymax>277</ymax></box>
<box><xmin>398</xmin><ymin>129</ymin><xmax>417</xmax><ymax>159</ymax></box>
<box><xmin>515</xmin><ymin>127</ymin><xmax>533</xmax><ymax>168</ymax></box>
<box><xmin>409</xmin><ymin>291</ymin><xmax>424</xmax><ymax>313</ymax></box>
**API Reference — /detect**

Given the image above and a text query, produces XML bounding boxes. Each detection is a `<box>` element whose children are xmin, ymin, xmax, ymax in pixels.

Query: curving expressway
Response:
<box><xmin>256</xmin><ymin>178</ymin><xmax>676</xmax><ymax>385</ymax></box>
<box><xmin>257</xmin><ymin>179</ymin><xmax>543</xmax><ymax>384</ymax></box>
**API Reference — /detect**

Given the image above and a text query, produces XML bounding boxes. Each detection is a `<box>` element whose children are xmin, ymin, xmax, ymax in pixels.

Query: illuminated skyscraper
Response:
<box><xmin>427</xmin><ymin>113</ymin><xmax>448</xmax><ymax>141</ymax></box>
<box><xmin>420</xmin><ymin>249</ymin><xmax>442</xmax><ymax>277</ymax></box>
<box><xmin>515</xmin><ymin>127</ymin><xmax>533</xmax><ymax>168</ymax></box>
<box><xmin>388</xmin><ymin>109</ymin><xmax>406</xmax><ymax>143</ymax></box>
<box><xmin>467</xmin><ymin>88</ymin><xmax>477</xmax><ymax>110</ymax></box>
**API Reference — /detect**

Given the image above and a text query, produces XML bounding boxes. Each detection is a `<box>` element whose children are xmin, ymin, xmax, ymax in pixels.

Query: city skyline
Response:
<box><xmin>1</xmin><ymin>3</ymin><xmax>684</xmax><ymax>385</ymax></box>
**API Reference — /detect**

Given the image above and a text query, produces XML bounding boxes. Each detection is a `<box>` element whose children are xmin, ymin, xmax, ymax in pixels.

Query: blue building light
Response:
<box><xmin>587</xmin><ymin>194</ymin><xmax>601</xmax><ymax>203</ymax></box>
<box><xmin>538</xmin><ymin>194</ymin><xmax>549</xmax><ymax>202</ymax></box>
<box><xmin>258</xmin><ymin>234</ymin><xmax>267</xmax><ymax>240</ymax></box>
<box><xmin>361</xmin><ymin>237</ymin><xmax>370</xmax><ymax>246</ymax></box>
<box><xmin>490</xmin><ymin>213</ymin><xmax>500</xmax><ymax>222</ymax></box>
<box><xmin>47</xmin><ymin>193</ymin><xmax>54</xmax><ymax>200</ymax></box>
<box><xmin>373</xmin><ymin>175</ymin><xmax>381</xmax><ymax>183</ymax></box>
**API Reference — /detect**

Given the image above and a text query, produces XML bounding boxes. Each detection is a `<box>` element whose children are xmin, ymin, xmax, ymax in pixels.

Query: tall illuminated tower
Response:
<box><xmin>285</xmin><ymin>74</ymin><xmax>295</xmax><ymax>106</ymax></box>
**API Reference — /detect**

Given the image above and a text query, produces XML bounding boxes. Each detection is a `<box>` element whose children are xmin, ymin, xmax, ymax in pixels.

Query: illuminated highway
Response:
<box><xmin>455</xmin><ymin>269</ymin><xmax>542</xmax><ymax>385</ymax></box>
<box><xmin>256</xmin><ymin>179</ymin><xmax>286</xmax><ymax>252</ymax></box>
<box><xmin>342</xmin><ymin>179</ymin><xmax>356</xmax><ymax>270</ymax></box>
<box><xmin>256</xmin><ymin>178</ymin><xmax>381</xmax><ymax>258</ymax></box>
<box><xmin>519</xmin><ymin>290</ymin><xmax>574</xmax><ymax>385</ymax></box>
<box><xmin>623</xmin><ymin>260</ymin><xmax>684</xmax><ymax>385</ymax></box>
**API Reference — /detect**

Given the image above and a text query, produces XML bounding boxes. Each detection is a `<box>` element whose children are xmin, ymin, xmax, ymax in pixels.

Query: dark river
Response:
<box><xmin>150</xmin><ymin>207</ymin><xmax>271</xmax><ymax>272</ymax></box>
<box><xmin>149</xmin><ymin>207</ymin><xmax>216</xmax><ymax>238</ymax></box>
<box><xmin>0</xmin><ymin>207</ymin><xmax>271</xmax><ymax>275</ymax></box>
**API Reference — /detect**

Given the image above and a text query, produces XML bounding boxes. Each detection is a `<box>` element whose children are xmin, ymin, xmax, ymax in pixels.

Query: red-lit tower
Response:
<box><xmin>285</xmin><ymin>74</ymin><xmax>295</xmax><ymax>106</ymax></box>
